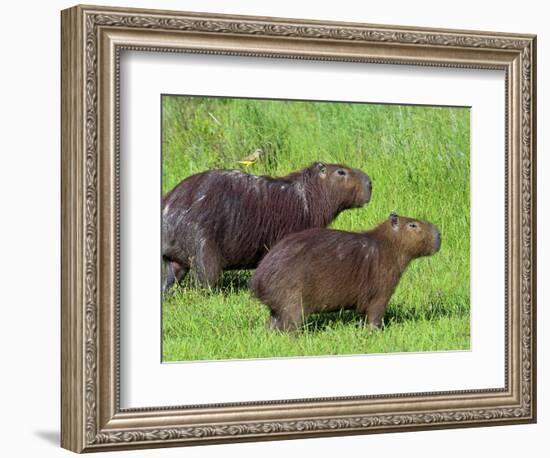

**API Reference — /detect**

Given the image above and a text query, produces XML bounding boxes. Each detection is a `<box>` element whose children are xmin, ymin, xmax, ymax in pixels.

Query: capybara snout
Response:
<box><xmin>433</xmin><ymin>228</ymin><xmax>442</xmax><ymax>253</ymax></box>
<box><xmin>357</xmin><ymin>169</ymin><xmax>373</xmax><ymax>205</ymax></box>
<box><xmin>251</xmin><ymin>212</ymin><xmax>441</xmax><ymax>332</ymax></box>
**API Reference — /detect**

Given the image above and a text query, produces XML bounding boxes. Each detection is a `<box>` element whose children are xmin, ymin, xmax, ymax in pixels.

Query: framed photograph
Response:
<box><xmin>61</xmin><ymin>4</ymin><xmax>536</xmax><ymax>453</ymax></box>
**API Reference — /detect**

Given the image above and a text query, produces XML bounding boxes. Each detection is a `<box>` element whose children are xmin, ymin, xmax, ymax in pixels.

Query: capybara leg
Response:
<box><xmin>361</xmin><ymin>295</ymin><xmax>389</xmax><ymax>330</ymax></box>
<box><xmin>267</xmin><ymin>315</ymin><xmax>281</xmax><ymax>332</ymax></box>
<box><xmin>273</xmin><ymin>306</ymin><xmax>305</xmax><ymax>333</ymax></box>
<box><xmin>164</xmin><ymin>261</ymin><xmax>176</xmax><ymax>293</ymax></box>
<box><xmin>163</xmin><ymin>260</ymin><xmax>188</xmax><ymax>293</ymax></box>
<box><xmin>366</xmin><ymin>304</ymin><xmax>386</xmax><ymax>329</ymax></box>
<box><xmin>172</xmin><ymin>261</ymin><xmax>188</xmax><ymax>283</ymax></box>
<box><xmin>194</xmin><ymin>240</ymin><xmax>223</xmax><ymax>289</ymax></box>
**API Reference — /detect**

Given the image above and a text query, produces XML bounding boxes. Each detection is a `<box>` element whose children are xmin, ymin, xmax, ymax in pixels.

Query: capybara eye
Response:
<box><xmin>337</xmin><ymin>169</ymin><xmax>347</xmax><ymax>176</ymax></box>
<box><xmin>408</xmin><ymin>223</ymin><xmax>418</xmax><ymax>229</ymax></box>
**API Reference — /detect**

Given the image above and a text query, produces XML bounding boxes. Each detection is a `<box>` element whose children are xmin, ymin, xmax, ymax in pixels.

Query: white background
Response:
<box><xmin>0</xmin><ymin>0</ymin><xmax>546</xmax><ymax>457</ymax></box>
<box><xmin>121</xmin><ymin>54</ymin><xmax>505</xmax><ymax>407</ymax></box>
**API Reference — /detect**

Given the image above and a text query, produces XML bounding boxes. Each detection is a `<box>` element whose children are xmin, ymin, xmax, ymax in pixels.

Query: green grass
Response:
<box><xmin>161</xmin><ymin>95</ymin><xmax>470</xmax><ymax>362</ymax></box>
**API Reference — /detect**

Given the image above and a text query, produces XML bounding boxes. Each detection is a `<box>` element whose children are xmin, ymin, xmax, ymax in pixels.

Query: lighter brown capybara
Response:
<box><xmin>162</xmin><ymin>162</ymin><xmax>372</xmax><ymax>291</ymax></box>
<box><xmin>250</xmin><ymin>213</ymin><xmax>441</xmax><ymax>332</ymax></box>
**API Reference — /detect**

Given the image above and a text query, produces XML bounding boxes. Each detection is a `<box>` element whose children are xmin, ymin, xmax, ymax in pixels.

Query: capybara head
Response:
<box><xmin>304</xmin><ymin>161</ymin><xmax>372</xmax><ymax>209</ymax></box>
<box><xmin>386</xmin><ymin>212</ymin><xmax>441</xmax><ymax>258</ymax></box>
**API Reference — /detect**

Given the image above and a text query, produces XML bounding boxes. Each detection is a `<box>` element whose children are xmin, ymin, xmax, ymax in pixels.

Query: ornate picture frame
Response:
<box><xmin>61</xmin><ymin>4</ymin><xmax>536</xmax><ymax>453</ymax></box>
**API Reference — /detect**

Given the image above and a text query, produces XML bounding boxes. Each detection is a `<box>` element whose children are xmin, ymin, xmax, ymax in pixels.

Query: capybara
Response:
<box><xmin>162</xmin><ymin>162</ymin><xmax>372</xmax><ymax>290</ymax></box>
<box><xmin>250</xmin><ymin>213</ymin><xmax>441</xmax><ymax>331</ymax></box>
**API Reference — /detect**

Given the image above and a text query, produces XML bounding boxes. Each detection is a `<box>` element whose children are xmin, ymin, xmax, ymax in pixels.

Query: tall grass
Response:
<box><xmin>162</xmin><ymin>95</ymin><xmax>470</xmax><ymax>362</ymax></box>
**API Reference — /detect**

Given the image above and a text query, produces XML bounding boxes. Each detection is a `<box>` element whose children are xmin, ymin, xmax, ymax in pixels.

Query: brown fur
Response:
<box><xmin>162</xmin><ymin>162</ymin><xmax>372</xmax><ymax>290</ymax></box>
<box><xmin>250</xmin><ymin>213</ymin><xmax>441</xmax><ymax>331</ymax></box>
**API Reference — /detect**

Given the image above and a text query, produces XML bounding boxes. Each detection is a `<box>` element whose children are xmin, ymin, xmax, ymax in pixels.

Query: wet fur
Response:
<box><xmin>250</xmin><ymin>214</ymin><xmax>441</xmax><ymax>331</ymax></box>
<box><xmin>162</xmin><ymin>162</ymin><xmax>372</xmax><ymax>290</ymax></box>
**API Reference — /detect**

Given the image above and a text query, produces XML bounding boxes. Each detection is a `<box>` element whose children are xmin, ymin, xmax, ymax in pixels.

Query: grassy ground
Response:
<box><xmin>161</xmin><ymin>95</ymin><xmax>470</xmax><ymax>362</ymax></box>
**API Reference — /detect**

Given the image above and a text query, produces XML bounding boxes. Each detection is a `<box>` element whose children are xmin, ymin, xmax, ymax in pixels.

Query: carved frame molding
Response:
<box><xmin>61</xmin><ymin>4</ymin><xmax>536</xmax><ymax>453</ymax></box>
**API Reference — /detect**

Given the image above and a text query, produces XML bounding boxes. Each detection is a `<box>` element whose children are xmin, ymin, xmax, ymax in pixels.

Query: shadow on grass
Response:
<box><xmin>166</xmin><ymin>270</ymin><xmax>469</xmax><ymax>333</ymax></box>
<box><xmin>302</xmin><ymin>297</ymin><xmax>469</xmax><ymax>333</ymax></box>
<box><xmin>168</xmin><ymin>270</ymin><xmax>253</xmax><ymax>296</ymax></box>
<box><xmin>384</xmin><ymin>296</ymin><xmax>469</xmax><ymax>325</ymax></box>
<box><xmin>217</xmin><ymin>270</ymin><xmax>253</xmax><ymax>293</ymax></box>
<box><xmin>304</xmin><ymin>310</ymin><xmax>366</xmax><ymax>332</ymax></box>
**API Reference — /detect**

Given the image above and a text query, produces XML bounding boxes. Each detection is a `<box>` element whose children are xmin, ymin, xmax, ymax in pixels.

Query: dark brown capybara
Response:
<box><xmin>250</xmin><ymin>212</ymin><xmax>441</xmax><ymax>332</ymax></box>
<box><xmin>162</xmin><ymin>162</ymin><xmax>372</xmax><ymax>291</ymax></box>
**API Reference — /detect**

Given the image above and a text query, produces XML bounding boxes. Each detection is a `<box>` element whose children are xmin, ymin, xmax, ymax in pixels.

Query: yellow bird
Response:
<box><xmin>237</xmin><ymin>148</ymin><xmax>263</xmax><ymax>167</ymax></box>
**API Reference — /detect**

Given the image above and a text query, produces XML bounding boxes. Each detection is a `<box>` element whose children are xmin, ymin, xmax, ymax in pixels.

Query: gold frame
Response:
<box><xmin>61</xmin><ymin>4</ymin><xmax>537</xmax><ymax>453</ymax></box>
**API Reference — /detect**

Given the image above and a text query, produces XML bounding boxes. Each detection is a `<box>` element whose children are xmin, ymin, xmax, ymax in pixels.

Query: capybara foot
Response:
<box><xmin>367</xmin><ymin>321</ymin><xmax>383</xmax><ymax>334</ymax></box>
<box><xmin>267</xmin><ymin>315</ymin><xmax>302</xmax><ymax>333</ymax></box>
<box><xmin>163</xmin><ymin>260</ymin><xmax>188</xmax><ymax>294</ymax></box>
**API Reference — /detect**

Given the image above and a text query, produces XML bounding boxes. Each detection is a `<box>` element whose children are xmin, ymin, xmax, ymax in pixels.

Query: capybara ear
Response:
<box><xmin>315</xmin><ymin>161</ymin><xmax>327</xmax><ymax>176</ymax></box>
<box><xmin>390</xmin><ymin>211</ymin><xmax>399</xmax><ymax>229</ymax></box>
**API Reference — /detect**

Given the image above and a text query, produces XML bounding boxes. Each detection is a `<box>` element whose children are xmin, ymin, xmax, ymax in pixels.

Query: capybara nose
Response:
<box><xmin>364</xmin><ymin>175</ymin><xmax>373</xmax><ymax>202</ymax></box>
<box><xmin>434</xmin><ymin>230</ymin><xmax>442</xmax><ymax>252</ymax></box>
